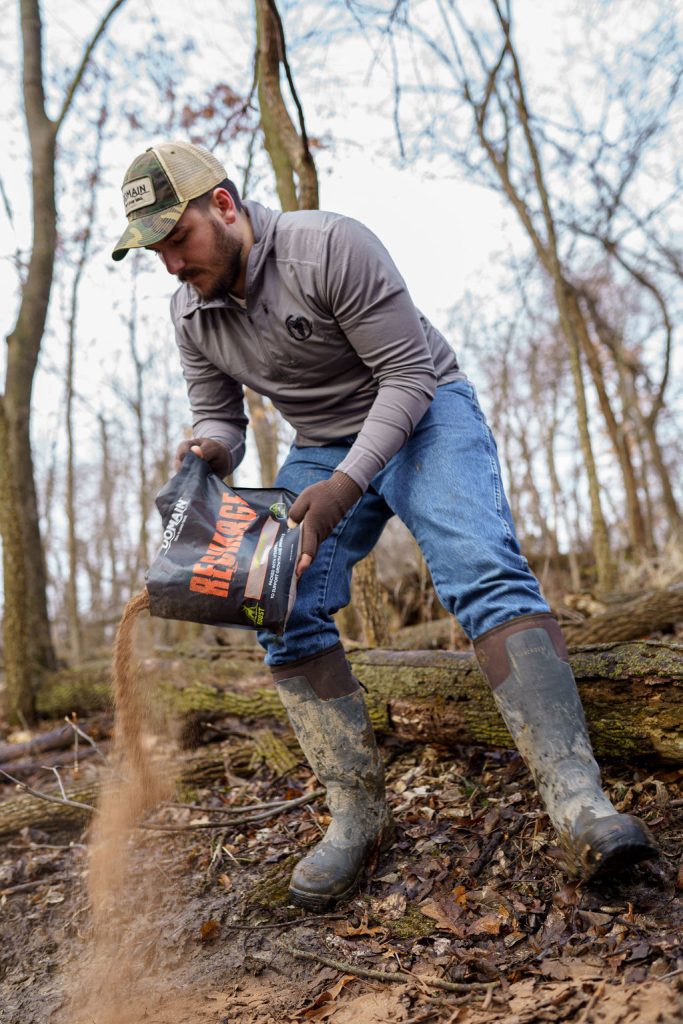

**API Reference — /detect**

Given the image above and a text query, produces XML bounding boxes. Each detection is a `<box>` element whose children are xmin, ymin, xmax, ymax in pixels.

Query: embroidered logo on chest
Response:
<box><xmin>285</xmin><ymin>315</ymin><xmax>313</xmax><ymax>341</ymax></box>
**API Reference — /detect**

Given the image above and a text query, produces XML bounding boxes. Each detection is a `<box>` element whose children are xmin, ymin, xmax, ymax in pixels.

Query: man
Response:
<box><xmin>113</xmin><ymin>141</ymin><xmax>657</xmax><ymax>911</ymax></box>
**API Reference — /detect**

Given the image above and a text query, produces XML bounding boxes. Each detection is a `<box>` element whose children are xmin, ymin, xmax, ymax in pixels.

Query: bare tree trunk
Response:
<box><xmin>1</xmin><ymin>0</ymin><xmax>126</xmax><ymax>719</ymax></box>
<box><xmin>0</xmin><ymin>399</ymin><xmax>34</xmax><ymax>723</ymax></box>
<box><xmin>98</xmin><ymin>415</ymin><xmax>120</xmax><ymax>613</ymax></box>
<box><xmin>125</xmin><ymin>268</ymin><xmax>149</xmax><ymax>579</ymax></box>
<box><xmin>245</xmin><ymin>388</ymin><xmax>280</xmax><ymax>486</ymax></box>
<box><xmin>573</xmin><ymin>290</ymin><xmax>647</xmax><ymax>552</ymax></box>
<box><xmin>514</xmin><ymin>420</ymin><xmax>557</xmax><ymax>559</ymax></box>
<box><xmin>65</xmin><ymin>301</ymin><xmax>82</xmax><ymax>663</ymax></box>
<box><xmin>64</xmin><ymin>99</ymin><xmax>107</xmax><ymax>665</ymax></box>
<box><xmin>419</xmin><ymin>2</ymin><xmax>616</xmax><ymax>590</ymax></box>
<box><xmin>641</xmin><ymin>415</ymin><xmax>683</xmax><ymax>541</ymax></box>
<box><xmin>352</xmin><ymin>553</ymin><xmax>391</xmax><ymax>647</ymax></box>
<box><xmin>254</xmin><ymin>0</ymin><xmax>319</xmax><ymax>211</ymax></box>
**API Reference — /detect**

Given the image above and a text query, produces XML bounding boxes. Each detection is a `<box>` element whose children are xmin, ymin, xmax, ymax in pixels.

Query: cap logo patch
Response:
<box><xmin>122</xmin><ymin>176</ymin><xmax>156</xmax><ymax>215</ymax></box>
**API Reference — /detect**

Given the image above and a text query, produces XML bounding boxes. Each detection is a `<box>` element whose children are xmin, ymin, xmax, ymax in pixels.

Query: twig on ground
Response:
<box><xmin>44</xmin><ymin>765</ymin><xmax>68</xmax><ymax>801</ymax></box>
<box><xmin>304</xmin><ymin>804</ymin><xmax>326</xmax><ymax>837</ymax></box>
<box><xmin>140</xmin><ymin>811</ymin><xmax>299</xmax><ymax>832</ymax></box>
<box><xmin>0</xmin><ymin>770</ymin><xmax>95</xmax><ymax>812</ymax></box>
<box><xmin>223</xmin><ymin>913</ymin><xmax>345</xmax><ymax>931</ymax></box>
<box><xmin>143</xmin><ymin>790</ymin><xmax>328</xmax><ymax>832</ymax></box>
<box><xmin>220</xmin><ymin>844</ymin><xmax>242</xmax><ymax>868</ymax></box>
<box><xmin>65</xmin><ymin>716</ymin><xmax>108</xmax><ymax>761</ymax></box>
<box><xmin>1</xmin><ymin>873</ymin><xmax>72</xmax><ymax>896</ymax></box>
<box><xmin>402</xmin><ymin>1010</ymin><xmax>439</xmax><ymax>1024</ymax></box>
<box><xmin>659</xmin><ymin>966</ymin><xmax>683</xmax><ymax>980</ymax></box>
<box><xmin>164</xmin><ymin>788</ymin><xmax>325</xmax><ymax>815</ymax></box>
<box><xmin>208</xmin><ymin>829</ymin><xmax>229</xmax><ymax>876</ymax></box>
<box><xmin>576</xmin><ymin>981</ymin><xmax>606</xmax><ymax>1024</ymax></box>
<box><xmin>468</xmin><ymin>814</ymin><xmax>528</xmax><ymax>879</ymax></box>
<box><xmin>284</xmin><ymin>944</ymin><xmax>496</xmax><ymax>995</ymax></box>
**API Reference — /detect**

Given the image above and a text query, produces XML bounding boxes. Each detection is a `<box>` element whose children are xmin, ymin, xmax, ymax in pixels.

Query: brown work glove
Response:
<box><xmin>288</xmin><ymin>471</ymin><xmax>363</xmax><ymax>576</ymax></box>
<box><xmin>175</xmin><ymin>437</ymin><xmax>232</xmax><ymax>478</ymax></box>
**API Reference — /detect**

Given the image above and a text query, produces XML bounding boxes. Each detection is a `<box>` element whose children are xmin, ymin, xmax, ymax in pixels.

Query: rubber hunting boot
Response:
<box><xmin>474</xmin><ymin>614</ymin><xmax>658</xmax><ymax>876</ymax></box>
<box><xmin>272</xmin><ymin>644</ymin><xmax>392</xmax><ymax>911</ymax></box>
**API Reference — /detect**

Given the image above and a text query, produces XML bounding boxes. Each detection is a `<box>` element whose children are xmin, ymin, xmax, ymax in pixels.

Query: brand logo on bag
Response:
<box><xmin>188</xmin><ymin>492</ymin><xmax>257</xmax><ymax>599</ymax></box>
<box><xmin>269</xmin><ymin>502</ymin><xmax>287</xmax><ymax>520</ymax></box>
<box><xmin>161</xmin><ymin>498</ymin><xmax>190</xmax><ymax>552</ymax></box>
<box><xmin>285</xmin><ymin>315</ymin><xmax>312</xmax><ymax>341</ymax></box>
<box><xmin>242</xmin><ymin>601</ymin><xmax>265</xmax><ymax>626</ymax></box>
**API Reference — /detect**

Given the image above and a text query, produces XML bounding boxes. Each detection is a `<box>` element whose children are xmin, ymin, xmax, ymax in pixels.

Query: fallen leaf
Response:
<box><xmin>535</xmin><ymin>907</ymin><xmax>568</xmax><ymax>947</ymax></box>
<box><xmin>199</xmin><ymin>918</ymin><xmax>220</xmax><ymax>941</ymax></box>
<box><xmin>629</xmin><ymin>941</ymin><xmax>651</xmax><ymax>961</ymax></box>
<box><xmin>218</xmin><ymin>873</ymin><xmax>233</xmax><ymax>892</ymax></box>
<box><xmin>333</xmin><ymin>913</ymin><xmax>387</xmax><ymax>938</ymax></box>
<box><xmin>293</xmin><ymin>974</ymin><xmax>356</xmax><ymax>1019</ymax></box>
<box><xmin>537</xmin><ymin>959</ymin><xmax>604</xmax><ymax>982</ymax></box>
<box><xmin>452</xmin><ymin>885</ymin><xmax>468</xmax><ymax>906</ymax></box>
<box><xmin>467</xmin><ymin>911</ymin><xmax>505</xmax><ymax>937</ymax></box>
<box><xmin>419</xmin><ymin>897</ymin><xmax>465</xmax><ymax>937</ymax></box>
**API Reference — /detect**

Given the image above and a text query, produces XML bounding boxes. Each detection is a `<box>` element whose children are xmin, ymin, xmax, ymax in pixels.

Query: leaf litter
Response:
<box><xmin>0</xmin><ymin>711</ymin><xmax>681</xmax><ymax>1024</ymax></box>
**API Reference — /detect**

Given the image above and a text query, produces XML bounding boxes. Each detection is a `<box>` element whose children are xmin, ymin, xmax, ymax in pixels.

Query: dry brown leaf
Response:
<box><xmin>333</xmin><ymin>913</ymin><xmax>387</xmax><ymax>938</ymax></box>
<box><xmin>419</xmin><ymin>897</ymin><xmax>465</xmax><ymax>937</ymax></box>
<box><xmin>535</xmin><ymin>907</ymin><xmax>568</xmax><ymax>947</ymax></box>
<box><xmin>199</xmin><ymin>918</ymin><xmax>220</xmax><ymax>941</ymax></box>
<box><xmin>452</xmin><ymin>884</ymin><xmax>469</xmax><ymax>906</ymax></box>
<box><xmin>293</xmin><ymin>974</ymin><xmax>356</xmax><ymax>1020</ymax></box>
<box><xmin>467</xmin><ymin>911</ymin><xmax>505</xmax><ymax>937</ymax></box>
<box><xmin>538</xmin><ymin>959</ymin><xmax>604</xmax><ymax>982</ymax></box>
<box><xmin>218</xmin><ymin>873</ymin><xmax>233</xmax><ymax>891</ymax></box>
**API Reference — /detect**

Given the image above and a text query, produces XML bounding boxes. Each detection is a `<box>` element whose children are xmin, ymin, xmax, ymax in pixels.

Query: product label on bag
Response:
<box><xmin>146</xmin><ymin>454</ymin><xmax>301</xmax><ymax>634</ymax></box>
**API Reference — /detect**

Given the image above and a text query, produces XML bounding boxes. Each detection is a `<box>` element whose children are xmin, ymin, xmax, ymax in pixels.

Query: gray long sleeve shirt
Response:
<box><xmin>171</xmin><ymin>200</ymin><xmax>463</xmax><ymax>492</ymax></box>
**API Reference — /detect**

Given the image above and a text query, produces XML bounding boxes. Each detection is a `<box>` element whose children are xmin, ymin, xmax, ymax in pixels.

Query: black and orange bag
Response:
<box><xmin>146</xmin><ymin>453</ymin><xmax>301</xmax><ymax>634</ymax></box>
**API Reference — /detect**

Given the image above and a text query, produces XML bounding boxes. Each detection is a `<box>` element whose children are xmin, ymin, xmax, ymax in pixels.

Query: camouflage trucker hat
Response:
<box><xmin>112</xmin><ymin>141</ymin><xmax>227</xmax><ymax>261</ymax></box>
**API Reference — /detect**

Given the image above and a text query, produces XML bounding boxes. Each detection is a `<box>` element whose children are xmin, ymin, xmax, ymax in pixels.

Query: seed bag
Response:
<box><xmin>146</xmin><ymin>452</ymin><xmax>301</xmax><ymax>634</ymax></box>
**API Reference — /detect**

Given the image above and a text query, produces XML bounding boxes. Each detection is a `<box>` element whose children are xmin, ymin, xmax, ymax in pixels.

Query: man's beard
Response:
<box><xmin>180</xmin><ymin>218</ymin><xmax>243</xmax><ymax>301</ymax></box>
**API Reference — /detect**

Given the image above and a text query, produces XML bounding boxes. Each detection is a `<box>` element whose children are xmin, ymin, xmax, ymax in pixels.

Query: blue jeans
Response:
<box><xmin>259</xmin><ymin>380</ymin><xmax>549</xmax><ymax>666</ymax></box>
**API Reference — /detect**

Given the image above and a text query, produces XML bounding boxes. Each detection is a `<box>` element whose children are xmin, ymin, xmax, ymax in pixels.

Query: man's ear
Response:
<box><xmin>211</xmin><ymin>187</ymin><xmax>237</xmax><ymax>224</ymax></box>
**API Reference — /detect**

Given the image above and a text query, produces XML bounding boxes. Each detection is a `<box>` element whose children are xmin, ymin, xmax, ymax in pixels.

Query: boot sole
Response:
<box><xmin>577</xmin><ymin>814</ymin><xmax>659</xmax><ymax>877</ymax></box>
<box><xmin>288</xmin><ymin>878</ymin><xmax>360</xmax><ymax>913</ymax></box>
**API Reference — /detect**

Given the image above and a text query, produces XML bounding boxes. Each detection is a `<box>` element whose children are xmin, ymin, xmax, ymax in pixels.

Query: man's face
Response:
<box><xmin>148</xmin><ymin>206</ymin><xmax>243</xmax><ymax>301</ymax></box>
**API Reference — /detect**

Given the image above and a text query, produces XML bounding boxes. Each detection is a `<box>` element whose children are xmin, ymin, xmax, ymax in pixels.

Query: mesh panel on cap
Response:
<box><xmin>155</xmin><ymin>142</ymin><xmax>226</xmax><ymax>203</ymax></box>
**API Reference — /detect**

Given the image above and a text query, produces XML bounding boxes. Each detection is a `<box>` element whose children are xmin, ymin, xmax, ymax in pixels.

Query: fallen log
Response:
<box><xmin>392</xmin><ymin>586</ymin><xmax>683</xmax><ymax>649</ymax></box>
<box><xmin>0</xmin><ymin>743</ymin><xmax>102</xmax><ymax>782</ymax></box>
<box><xmin>0</xmin><ymin>725</ymin><xmax>76</xmax><ymax>763</ymax></box>
<box><xmin>0</xmin><ymin>742</ymin><xmax>279</xmax><ymax>839</ymax></box>
<box><xmin>351</xmin><ymin>642</ymin><xmax>683</xmax><ymax>763</ymax></box>
<box><xmin>34</xmin><ymin>641</ymin><xmax>683</xmax><ymax>764</ymax></box>
<box><xmin>562</xmin><ymin>586</ymin><xmax>683</xmax><ymax>645</ymax></box>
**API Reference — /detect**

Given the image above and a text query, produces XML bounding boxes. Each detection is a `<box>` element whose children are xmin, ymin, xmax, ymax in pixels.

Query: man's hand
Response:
<box><xmin>175</xmin><ymin>437</ymin><xmax>232</xmax><ymax>478</ymax></box>
<box><xmin>287</xmin><ymin>471</ymin><xmax>362</xmax><ymax>576</ymax></box>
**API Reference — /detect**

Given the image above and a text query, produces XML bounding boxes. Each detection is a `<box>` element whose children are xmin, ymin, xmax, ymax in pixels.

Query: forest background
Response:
<box><xmin>1</xmin><ymin>0</ymin><xmax>682</xmax><ymax>723</ymax></box>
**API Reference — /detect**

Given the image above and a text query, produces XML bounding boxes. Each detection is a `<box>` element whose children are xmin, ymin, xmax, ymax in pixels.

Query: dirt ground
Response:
<box><xmin>0</xmin><ymin>718</ymin><xmax>682</xmax><ymax>1024</ymax></box>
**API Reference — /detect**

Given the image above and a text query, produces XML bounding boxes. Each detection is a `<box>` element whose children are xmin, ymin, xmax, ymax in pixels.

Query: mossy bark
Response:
<box><xmin>35</xmin><ymin>641</ymin><xmax>683</xmax><ymax>764</ymax></box>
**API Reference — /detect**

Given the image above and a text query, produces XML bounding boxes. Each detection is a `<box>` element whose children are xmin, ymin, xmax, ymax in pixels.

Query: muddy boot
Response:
<box><xmin>272</xmin><ymin>644</ymin><xmax>392</xmax><ymax>911</ymax></box>
<box><xmin>474</xmin><ymin>614</ymin><xmax>658</xmax><ymax>877</ymax></box>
